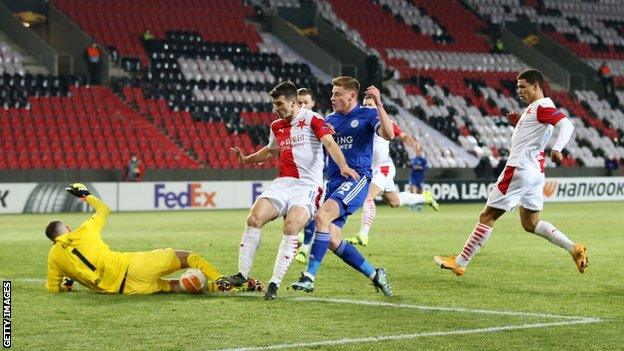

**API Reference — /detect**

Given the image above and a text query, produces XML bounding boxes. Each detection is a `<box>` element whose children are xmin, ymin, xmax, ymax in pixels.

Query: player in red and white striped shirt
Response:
<box><xmin>294</xmin><ymin>88</ymin><xmax>325</xmax><ymax>264</ymax></box>
<box><xmin>434</xmin><ymin>69</ymin><xmax>588</xmax><ymax>276</ymax></box>
<box><xmin>223</xmin><ymin>81</ymin><xmax>358</xmax><ymax>300</ymax></box>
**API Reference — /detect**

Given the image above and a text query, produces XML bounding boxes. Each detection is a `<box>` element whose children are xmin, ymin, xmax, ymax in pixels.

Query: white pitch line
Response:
<box><xmin>5</xmin><ymin>277</ymin><xmax>604</xmax><ymax>351</ymax></box>
<box><xmin>4</xmin><ymin>279</ymin><xmax>601</xmax><ymax>321</ymax></box>
<box><xmin>1</xmin><ymin>278</ymin><xmax>45</xmax><ymax>283</ymax></box>
<box><xmin>288</xmin><ymin>296</ymin><xmax>588</xmax><ymax>320</ymax></box>
<box><xmin>215</xmin><ymin>318</ymin><xmax>601</xmax><ymax>351</ymax></box>
<box><xmin>213</xmin><ymin>297</ymin><xmax>603</xmax><ymax>351</ymax></box>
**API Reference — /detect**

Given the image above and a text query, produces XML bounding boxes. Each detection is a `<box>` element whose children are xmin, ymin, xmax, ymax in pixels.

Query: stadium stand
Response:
<box><xmin>126</xmin><ymin>32</ymin><xmax>334</xmax><ymax>169</ymax></box>
<box><xmin>467</xmin><ymin>0</ymin><xmax>624</xmax><ymax>85</ymax></box>
<box><xmin>0</xmin><ymin>41</ymin><xmax>25</xmax><ymax>76</ymax></box>
<box><xmin>3</xmin><ymin>0</ymin><xmax>622</xmax><ymax>172</ymax></box>
<box><xmin>0</xmin><ymin>84</ymin><xmax>199</xmax><ymax>170</ymax></box>
<box><xmin>319</xmin><ymin>0</ymin><xmax>491</xmax><ymax>59</ymax></box>
<box><xmin>120</xmin><ymin>82</ymin><xmax>274</xmax><ymax>170</ymax></box>
<box><xmin>467</xmin><ymin>0</ymin><xmax>624</xmax><ymax>57</ymax></box>
<box><xmin>140</xmin><ymin>31</ymin><xmax>332</xmax><ymax>112</ymax></box>
<box><xmin>314</xmin><ymin>0</ymin><xmax>624</xmax><ymax>169</ymax></box>
<box><xmin>0</xmin><ymin>73</ymin><xmax>82</xmax><ymax>109</ymax></box>
<box><xmin>48</xmin><ymin>0</ymin><xmax>339</xmax><ymax>169</ymax></box>
<box><xmin>52</xmin><ymin>0</ymin><xmax>259</xmax><ymax>68</ymax></box>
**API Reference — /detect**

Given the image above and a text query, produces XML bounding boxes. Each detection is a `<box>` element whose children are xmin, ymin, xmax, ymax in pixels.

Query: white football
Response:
<box><xmin>179</xmin><ymin>269</ymin><xmax>207</xmax><ymax>294</ymax></box>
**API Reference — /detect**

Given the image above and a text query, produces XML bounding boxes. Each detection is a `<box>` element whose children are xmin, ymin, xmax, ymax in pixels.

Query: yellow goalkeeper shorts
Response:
<box><xmin>123</xmin><ymin>248</ymin><xmax>181</xmax><ymax>295</ymax></box>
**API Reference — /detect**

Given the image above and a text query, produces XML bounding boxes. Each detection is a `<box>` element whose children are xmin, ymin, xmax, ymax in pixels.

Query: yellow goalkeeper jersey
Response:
<box><xmin>46</xmin><ymin>195</ymin><xmax>135</xmax><ymax>293</ymax></box>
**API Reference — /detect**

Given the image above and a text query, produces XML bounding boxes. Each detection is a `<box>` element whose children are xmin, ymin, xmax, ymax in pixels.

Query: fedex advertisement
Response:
<box><xmin>117</xmin><ymin>181</ymin><xmax>273</xmax><ymax>211</ymax></box>
<box><xmin>154</xmin><ymin>183</ymin><xmax>218</xmax><ymax>209</ymax></box>
<box><xmin>0</xmin><ymin>181</ymin><xmax>276</xmax><ymax>213</ymax></box>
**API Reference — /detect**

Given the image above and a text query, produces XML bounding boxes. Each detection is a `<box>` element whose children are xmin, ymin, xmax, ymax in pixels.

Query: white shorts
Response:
<box><xmin>258</xmin><ymin>177</ymin><xmax>323</xmax><ymax>218</ymax></box>
<box><xmin>371</xmin><ymin>163</ymin><xmax>397</xmax><ymax>193</ymax></box>
<box><xmin>487</xmin><ymin>166</ymin><xmax>545</xmax><ymax>211</ymax></box>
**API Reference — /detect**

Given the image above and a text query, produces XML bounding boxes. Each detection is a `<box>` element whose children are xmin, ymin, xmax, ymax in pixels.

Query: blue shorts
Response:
<box><xmin>409</xmin><ymin>175</ymin><xmax>424</xmax><ymax>188</ymax></box>
<box><xmin>325</xmin><ymin>176</ymin><xmax>370</xmax><ymax>228</ymax></box>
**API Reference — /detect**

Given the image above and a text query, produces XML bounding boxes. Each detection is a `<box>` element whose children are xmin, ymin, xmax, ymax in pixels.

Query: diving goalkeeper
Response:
<box><xmin>45</xmin><ymin>183</ymin><xmax>247</xmax><ymax>294</ymax></box>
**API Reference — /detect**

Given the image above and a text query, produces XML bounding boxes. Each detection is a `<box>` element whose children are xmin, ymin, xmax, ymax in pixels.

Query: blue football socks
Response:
<box><xmin>335</xmin><ymin>240</ymin><xmax>375</xmax><ymax>278</ymax></box>
<box><xmin>306</xmin><ymin>231</ymin><xmax>330</xmax><ymax>279</ymax></box>
<box><xmin>303</xmin><ymin>221</ymin><xmax>315</xmax><ymax>246</ymax></box>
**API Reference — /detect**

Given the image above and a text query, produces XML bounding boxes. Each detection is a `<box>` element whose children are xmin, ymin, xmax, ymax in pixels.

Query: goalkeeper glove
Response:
<box><xmin>65</xmin><ymin>183</ymin><xmax>90</xmax><ymax>198</ymax></box>
<box><xmin>63</xmin><ymin>277</ymin><xmax>75</xmax><ymax>291</ymax></box>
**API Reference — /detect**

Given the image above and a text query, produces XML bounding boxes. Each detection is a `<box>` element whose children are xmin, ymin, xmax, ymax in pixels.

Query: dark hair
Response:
<box><xmin>517</xmin><ymin>69</ymin><xmax>544</xmax><ymax>91</ymax></box>
<box><xmin>332</xmin><ymin>76</ymin><xmax>360</xmax><ymax>94</ymax></box>
<box><xmin>363</xmin><ymin>94</ymin><xmax>374</xmax><ymax>100</ymax></box>
<box><xmin>297</xmin><ymin>88</ymin><xmax>314</xmax><ymax>100</ymax></box>
<box><xmin>46</xmin><ymin>220</ymin><xmax>62</xmax><ymax>240</ymax></box>
<box><xmin>269</xmin><ymin>81</ymin><xmax>298</xmax><ymax>100</ymax></box>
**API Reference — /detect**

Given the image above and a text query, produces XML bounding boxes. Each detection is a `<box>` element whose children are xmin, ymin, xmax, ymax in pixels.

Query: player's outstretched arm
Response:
<box><xmin>397</xmin><ymin>130</ymin><xmax>419</xmax><ymax>149</ymax></box>
<box><xmin>85</xmin><ymin>195</ymin><xmax>110</xmax><ymax>217</ymax></box>
<box><xmin>231</xmin><ymin>146</ymin><xmax>277</xmax><ymax>165</ymax></box>
<box><xmin>366</xmin><ymin>85</ymin><xmax>395</xmax><ymax>140</ymax></box>
<box><xmin>550</xmin><ymin>118</ymin><xmax>575</xmax><ymax>162</ymax></box>
<box><xmin>66</xmin><ymin>183</ymin><xmax>110</xmax><ymax>217</ymax></box>
<box><xmin>320</xmin><ymin>135</ymin><xmax>360</xmax><ymax>180</ymax></box>
<box><xmin>66</xmin><ymin>183</ymin><xmax>110</xmax><ymax>232</ymax></box>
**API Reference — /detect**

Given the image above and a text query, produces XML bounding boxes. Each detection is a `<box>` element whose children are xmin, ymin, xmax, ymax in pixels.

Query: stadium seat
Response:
<box><xmin>0</xmin><ymin>85</ymin><xmax>199</xmax><ymax>170</ymax></box>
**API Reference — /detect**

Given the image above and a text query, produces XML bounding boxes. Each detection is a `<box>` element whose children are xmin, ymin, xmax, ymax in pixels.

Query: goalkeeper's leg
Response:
<box><xmin>176</xmin><ymin>250</ymin><xmax>222</xmax><ymax>281</ymax></box>
<box><xmin>124</xmin><ymin>248</ymin><xmax>183</xmax><ymax>294</ymax></box>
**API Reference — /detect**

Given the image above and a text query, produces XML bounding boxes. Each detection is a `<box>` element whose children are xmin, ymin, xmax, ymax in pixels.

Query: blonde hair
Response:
<box><xmin>332</xmin><ymin>76</ymin><xmax>360</xmax><ymax>94</ymax></box>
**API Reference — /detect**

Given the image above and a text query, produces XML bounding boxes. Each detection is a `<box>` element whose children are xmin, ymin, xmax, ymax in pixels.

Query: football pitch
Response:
<box><xmin>1</xmin><ymin>202</ymin><xmax>622</xmax><ymax>350</ymax></box>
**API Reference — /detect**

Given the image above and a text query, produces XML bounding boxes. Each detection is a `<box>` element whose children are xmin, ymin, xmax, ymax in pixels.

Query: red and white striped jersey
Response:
<box><xmin>267</xmin><ymin>108</ymin><xmax>332</xmax><ymax>187</ymax></box>
<box><xmin>372</xmin><ymin>122</ymin><xmax>403</xmax><ymax>167</ymax></box>
<box><xmin>508</xmin><ymin>97</ymin><xmax>566</xmax><ymax>172</ymax></box>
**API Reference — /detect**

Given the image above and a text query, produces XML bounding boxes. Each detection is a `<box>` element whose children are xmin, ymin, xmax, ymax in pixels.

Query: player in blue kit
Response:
<box><xmin>409</xmin><ymin>144</ymin><xmax>428</xmax><ymax>194</ymax></box>
<box><xmin>291</xmin><ymin>76</ymin><xmax>396</xmax><ymax>296</ymax></box>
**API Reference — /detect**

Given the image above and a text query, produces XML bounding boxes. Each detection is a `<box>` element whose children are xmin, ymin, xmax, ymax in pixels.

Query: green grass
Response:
<box><xmin>1</xmin><ymin>202</ymin><xmax>623</xmax><ymax>350</ymax></box>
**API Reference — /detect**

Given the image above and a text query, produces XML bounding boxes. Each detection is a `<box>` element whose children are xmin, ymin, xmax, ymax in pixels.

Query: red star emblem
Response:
<box><xmin>297</xmin><ymin>119</ymin><xmax>306</xmax><ymax>129</ymax></box>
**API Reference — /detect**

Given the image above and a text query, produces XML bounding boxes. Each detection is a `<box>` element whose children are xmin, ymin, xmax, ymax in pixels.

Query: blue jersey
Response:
<box><xmin>325</xmin><ymin>105</ymin><xmax>379</xmax><ymax>180</ymax></box>
<box><xmin>409</xmin><ymin>156</ymin><xmax>428</xmax><ymax>182</ymax></box>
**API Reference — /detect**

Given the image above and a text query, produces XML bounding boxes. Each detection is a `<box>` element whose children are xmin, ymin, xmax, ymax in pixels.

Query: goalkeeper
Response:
<box><xmin>45</xmin><ymin>183</ymin><xmax>258</xmax><ymax>294</ymax></box>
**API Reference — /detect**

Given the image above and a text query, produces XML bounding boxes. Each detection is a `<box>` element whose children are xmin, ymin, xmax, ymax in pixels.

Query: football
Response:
<box><xmin>179</xmin><ymin>269</ymin><xmax>207</xmax><ymax>294</ymax></box>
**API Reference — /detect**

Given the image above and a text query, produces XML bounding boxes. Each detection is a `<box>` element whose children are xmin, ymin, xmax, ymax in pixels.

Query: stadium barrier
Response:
<box><xmin>1</xmin><ymin>178</ymin><xmax>623</xmax><ymax>214</ymax></box>
<box><xmin>422</xmin><ymin>177</ymin><xmax>624</xmax><ymax>203</ymax></box>
<box><xmin>0</xmin><ymin>181</ymin><xmax>272</xmax><ymax>214</ymax></box>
